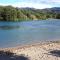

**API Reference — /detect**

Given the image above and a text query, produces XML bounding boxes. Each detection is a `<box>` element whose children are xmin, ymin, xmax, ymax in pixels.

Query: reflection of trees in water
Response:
<box><xmin>0</xmin><ymin>25</ymin><xmax>20</xmax><ymax>30</ymax></box>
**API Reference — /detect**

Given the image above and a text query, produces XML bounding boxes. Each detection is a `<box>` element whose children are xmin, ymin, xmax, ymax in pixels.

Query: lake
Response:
<box><xmin>0</xmin><ymin>19</ymin><xmax>60</xmax><ymax>48</ymax></box>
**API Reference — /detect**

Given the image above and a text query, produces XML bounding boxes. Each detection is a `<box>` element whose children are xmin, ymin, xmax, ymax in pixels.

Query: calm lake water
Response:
<box><xmin>0</xmin><ymin>19</ymin><xmax>60</xmax><ymax>48</ymax></box>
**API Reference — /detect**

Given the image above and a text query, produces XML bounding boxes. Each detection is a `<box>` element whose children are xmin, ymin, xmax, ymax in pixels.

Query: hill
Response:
<box><xmin>0</xmin><ymin>6</ymin><xmax>60</xmax><ymax>21</ymax></box>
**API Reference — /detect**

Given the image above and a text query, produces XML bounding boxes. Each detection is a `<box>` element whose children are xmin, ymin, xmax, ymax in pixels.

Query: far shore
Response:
<box><xmin>0</xmin><ymin>41</ymin><xmax>60</xmax><ymax>60</ymax></box>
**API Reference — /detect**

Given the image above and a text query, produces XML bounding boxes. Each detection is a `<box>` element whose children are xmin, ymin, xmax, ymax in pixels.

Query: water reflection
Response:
<box><xmin>0</xmin><ymin>20</ymin><xmax>60</xmax><ymax>48</ymax></box>
<box><xmin>0</xmin><ymin>25</ymin><xmax>20</xmax><ymax>30</ymax></box>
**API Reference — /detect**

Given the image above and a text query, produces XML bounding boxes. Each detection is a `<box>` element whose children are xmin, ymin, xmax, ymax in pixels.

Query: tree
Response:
<box><xmin>56</xmin><ymin>14</ymin><xmax>60</xmax><ymax>19</ymax></box>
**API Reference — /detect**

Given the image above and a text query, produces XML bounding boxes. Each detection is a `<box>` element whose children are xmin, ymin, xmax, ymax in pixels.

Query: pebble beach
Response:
<box><xmin>0</xmin><ymin>41</ymin><xmax>60</xmax><ymax>60</ymax></box>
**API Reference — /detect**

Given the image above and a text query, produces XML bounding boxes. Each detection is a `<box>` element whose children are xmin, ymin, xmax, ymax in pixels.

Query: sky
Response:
<box><xmin>0</xmin><ymin>0</ymin><xmax>60</xmax><ymax>9</ymax></box>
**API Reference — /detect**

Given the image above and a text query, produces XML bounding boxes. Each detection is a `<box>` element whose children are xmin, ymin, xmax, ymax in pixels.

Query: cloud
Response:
<box><xmin>16</xmin><ymin>0</ymin><xmax>60</xmax><ymax>8</ymax></box>
<box><xmin>48</xmin><ymin>0</ymin><xmax>60</xmax><ymax>3</ymax></box>
<box><xmin>16</xmin><ymin>2</ymin><xmax>52</xmax><ymax>9</ymax></box>
<box><xmin>0</xmin><ymin>1</ymin><xmax>52</xmax><ymax>9</ymax></box>
<box><xmin>41</xmin><ymin>0</ymin><xmax>60</xmax><ymax>4</ymax></box>
<box><xmin>0</xmin><ymin>0</ymin><xmax>60</xmax><ymax>9</ymax></box>
<box><xmin>17</xmin><ymin>0</ymin><xmax>60</xmax><ymax>3</ymax></box>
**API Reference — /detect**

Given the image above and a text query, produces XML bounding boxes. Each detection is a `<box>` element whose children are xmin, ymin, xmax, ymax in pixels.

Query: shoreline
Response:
<box><xmin>0</xmin><ymin>41</ymin><xmax>60</xmax><ymax>49</ymax></box>
<box><xmin>0</xmin><ymin>41</ymin><xmax>60</xmax><ymax>60</ymax></box>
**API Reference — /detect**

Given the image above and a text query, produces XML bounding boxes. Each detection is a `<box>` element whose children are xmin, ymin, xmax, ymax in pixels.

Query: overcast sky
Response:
<box><xmin>0</xmin><ymin>0</ymin><xmax>60</xmax><ymax>9</ymax></box>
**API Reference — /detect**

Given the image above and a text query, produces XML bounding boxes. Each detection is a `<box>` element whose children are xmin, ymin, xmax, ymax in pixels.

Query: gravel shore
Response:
<box><xmin>0</xmin><ymin>41</ymin><xmax>60</xmax><ymax>60</ymax></box>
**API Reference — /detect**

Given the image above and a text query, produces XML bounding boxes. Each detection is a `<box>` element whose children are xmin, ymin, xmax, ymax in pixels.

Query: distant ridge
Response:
<box><xmin>0</xmin><ymin>6</ymin><xmax>60</xmax><ymax>21</ymax></box>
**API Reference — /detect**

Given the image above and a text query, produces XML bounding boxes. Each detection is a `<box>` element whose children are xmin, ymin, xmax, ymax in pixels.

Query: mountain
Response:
<box><xmin>41</xmin><ymin>7</ymin><xmax>60</xmax><ymax>13</ymax></box>
<box><xmin>0</xmin><ymin>6</ymin><xmax>60</xmax><ymax>21</ymax></box>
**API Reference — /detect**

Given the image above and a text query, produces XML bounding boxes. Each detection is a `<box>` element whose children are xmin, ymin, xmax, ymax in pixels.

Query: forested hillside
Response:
<box><xmin>0</xmin><ymin>6</ymin><xmax>60</xmax><ymax>21</ymax></box>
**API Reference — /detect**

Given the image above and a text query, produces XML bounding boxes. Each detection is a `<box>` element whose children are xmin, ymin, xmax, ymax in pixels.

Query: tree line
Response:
<box><xmin>0</xmin><ymin>6</ymin><xmax>60</xmax><ymax>21</ymax></box>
